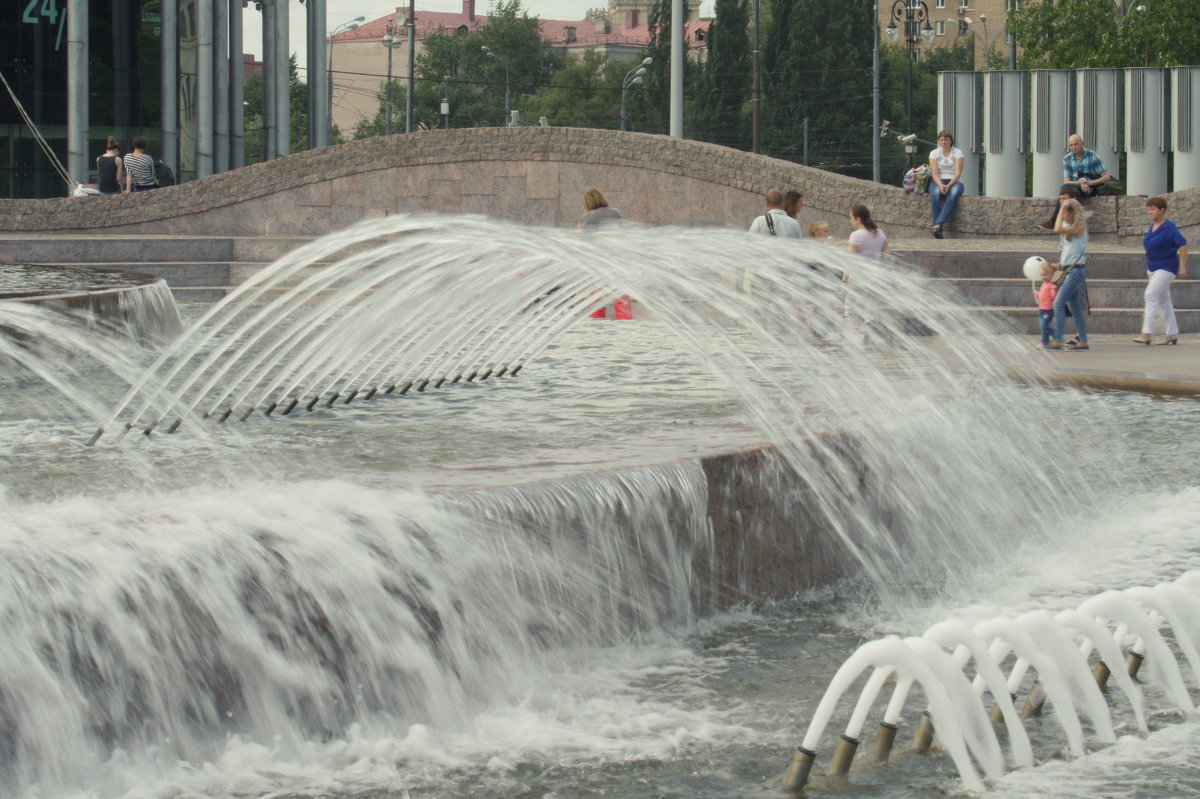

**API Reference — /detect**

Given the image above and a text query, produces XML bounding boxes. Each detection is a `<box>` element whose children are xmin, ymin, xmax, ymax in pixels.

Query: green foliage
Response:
<box><xmin>241</xmin><ymin>56</ymin><xmax>309</xmax><ymax>163</ymax></box>
<box><xmin>692</xmin><ymin>0</ymin><xmax>752</xmax><ymax>149</ymax></box>
<box><xmin>1007</xmin><ymin>0</ymin><xmax>1200</xmax><ymax>68</ymax></box>
<box><xmin>352</xmin><ymin>80</ymin><xmax>409</xmax><ymax>138</ymax></box>
<box><xmin>521</xmin><ymin>51</ymin><xmax>630</xmax><ymax>128</ymax></box>
<box><xmin>400</xmin><ymin>0</ymin><xmax>564</xmax><ymax>129</ymax></box>
<box><xmin>761</xmin><ymin>0</ymin><xmax>874</xmax><ymax>177</ymax></box>
<box><xmin>878</xmin><ymin>41</ymin><xmax>973</xmax><ymax>181</ymax></box>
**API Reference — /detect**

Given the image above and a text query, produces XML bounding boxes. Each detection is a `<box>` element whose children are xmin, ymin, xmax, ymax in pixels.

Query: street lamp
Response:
<box><xmin>381</xmin><ymin>18</ymin><xmax>405</xmax><ymax>135</ymax></box>
<box><xmin>328</xmin><ymin>16</ymin><xmax>364</xmax><ymax>143</ymax></box>
<box><xmin>961</xmin><ymin>15</ymin><xmax>1000</xmax><ymax>69</ymax></box>
<box><xmin>620</xmin><ymin>56</ymin><xmax>651</xmax><ymax>131</ymax></box>
<box><xmin>886</xmin><ymin>0</ymin><xmax>934</xmax><ymax>165</ymax></box>
<box><xmin>481</xmin><ymin>45</ymin><xmax>511</xmax><ymax>125</ymax></box>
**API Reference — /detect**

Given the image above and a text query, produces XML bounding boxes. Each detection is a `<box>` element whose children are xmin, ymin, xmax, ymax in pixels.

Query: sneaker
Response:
<box><xmin>1044</xmin><ymin>341</ymin><xmax>1064</xmax><ymax>350</ymax></box>
<box><xmin>1065</xmin><ymin>341</ymin><xmax>1089</xmax><ymax>350</ymax></box>
<box><xmin>932</xmin><ymin>224</ymin><xmax>943</xmax><ymax>239</ymax></box>
<box><xmin>1036</xmin><ymin>220</ymin><xmax>1054</xmax><ymax>230</ymax></box>
<box><xmin>1066</xmin><ymin>336</ymin><xmax>1080</xmax><ymax>347</ymax></box>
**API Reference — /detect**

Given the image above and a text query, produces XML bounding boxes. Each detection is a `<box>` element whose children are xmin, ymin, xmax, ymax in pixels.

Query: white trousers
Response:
<box><xmin>1141</xmin><ymin>268</ymin><xmax>1178</xmax><ymax>336</ymax></box>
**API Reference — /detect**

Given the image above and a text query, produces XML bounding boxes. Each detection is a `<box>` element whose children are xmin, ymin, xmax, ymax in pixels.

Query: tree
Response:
<box><xmin>242</xmin><ymin>55</ymin><xmax>308</xmax><ymax>163</ymax></box>
<box><xmin>406</xmin><ymin>0</ymin><xmax>564</xmax><ymax>129</ymax></box>
<box><xmin>692</xmin><ymin>0</ymin><xmax>752</xmax><ymax>149</ymax></box>
<box><xmin>1007</xmin><ymin>0</ymin><xmax>1200</xmax><ymax>68</ymax></box>
<box><xmin>521</xmin><ymin>50</ymin><xmax>629</xmax><ymax>128</ymax></box>
<box><xmin>761</xmin><ymin>0</ymin><xmax>874</xmax><ymax>176</ymax></box>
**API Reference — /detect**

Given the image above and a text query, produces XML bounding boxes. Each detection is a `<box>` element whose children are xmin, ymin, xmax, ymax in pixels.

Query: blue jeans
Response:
<box><xmin>1038</xmin><ymin>309</ymin><xmax>1054</xmax><ymax>344</ymax></box>
<box><xmin>929</xmin><ymin>181</ymin><xmax>964</xmax><ymax>227</ymax></box>
<box><xmin>1052</xmin><ymin>267</ymin><xmax>1088</xmax><ymax>343</ymax></box>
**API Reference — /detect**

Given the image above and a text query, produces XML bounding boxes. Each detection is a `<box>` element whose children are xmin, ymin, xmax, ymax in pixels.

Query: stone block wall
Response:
<box><xmin>1</xmin><ymin>127</ymin><xmax>1197</xmax><ymax>243</ymax></box>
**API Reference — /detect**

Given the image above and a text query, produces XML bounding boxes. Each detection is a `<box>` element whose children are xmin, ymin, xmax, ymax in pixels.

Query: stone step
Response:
<box><xmin>0</xmin><ymin>235</ymin><xmax>313</xmax><ymax>265</ymax></box>
<box><xmin>941</xmin><ymin>278</ymin><xmax>1200</xmax><ymax>309</ymax></box>
<box><xmin>906</xmin><ymin>250</ymin><xmax>1198</xmax><ymax>280</ymax></box>
<box><xmin>974</xmin><ymin>306</ymin><xmax>1200</xmax><ymax>335</ymax></box>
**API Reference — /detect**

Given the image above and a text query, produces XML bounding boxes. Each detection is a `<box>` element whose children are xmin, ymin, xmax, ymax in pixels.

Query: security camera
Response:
<box><xmin>899</xmin><ymin>133</ymin><xmax>918</xmax><ymax>144</ymax></box>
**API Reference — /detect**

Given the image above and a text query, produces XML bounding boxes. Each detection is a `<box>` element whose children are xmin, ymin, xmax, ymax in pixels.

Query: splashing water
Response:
<box><xmin>0</xmin><ymin>214</ymin><xmax>1193</xmax><ymax>799</ymax></box>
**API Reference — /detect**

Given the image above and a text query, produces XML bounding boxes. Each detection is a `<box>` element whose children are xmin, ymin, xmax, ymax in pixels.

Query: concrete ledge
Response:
<box><xmin>2</xmin><ymin>127</ymin><xmax>1197</xmax><ymax>243</ymax></box>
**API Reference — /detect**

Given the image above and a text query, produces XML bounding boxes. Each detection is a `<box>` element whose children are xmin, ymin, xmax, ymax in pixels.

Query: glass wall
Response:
<box><xmin>0</xmin><ymin>0</ymin><xmax>162</xmax><ymax>198</ymax></box>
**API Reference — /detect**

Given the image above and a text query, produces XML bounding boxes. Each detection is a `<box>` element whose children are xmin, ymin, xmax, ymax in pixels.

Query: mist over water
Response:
<box><xmin>0</xmin><ymin>215</ymin><xmax>1195</xmax><ymax>798</ymax></box>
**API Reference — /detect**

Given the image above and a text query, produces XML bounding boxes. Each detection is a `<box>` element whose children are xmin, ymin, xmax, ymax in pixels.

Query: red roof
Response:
<box><xmin>330</xmin><ymin>5</ymin><xmax>710</xmax><ymax>49</ymax></box>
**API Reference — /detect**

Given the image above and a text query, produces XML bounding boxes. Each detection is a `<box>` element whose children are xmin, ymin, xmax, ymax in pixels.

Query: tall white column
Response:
<box><xmin>982</xmin><ymin>70</ymin><xmax>1027</xmax><ymax>197</ymax></box>
<box><xmin>937</xmin><ymin>71</ymin><xmax>982</xmax><ymax>195</ymax></box>
<box><xmin>1172</xmin><ymin>66</ymin><xmax>1200</xmax><ymax>191</ymax></box>
<box><xmin>1030</xmin><ymin>69</ymin><xmax>1074</xmax><ymax>197</ymax></box>
<box><xmin>67</xmin><ymin>0</ymin><xmax>88</xmax><ymax>188</ymax></box>
<box><xmin>1077</xmin><ymin>68</ymin><xmax>1122</xmax><ymax>180</ymax></box>
<box><xmin>1125</xmin><ymin>67</ymin><xmax>1168</xmax><ymax>197</ymax></box>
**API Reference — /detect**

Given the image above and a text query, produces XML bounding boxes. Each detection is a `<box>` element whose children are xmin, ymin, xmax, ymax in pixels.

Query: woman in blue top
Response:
<box><xmin>1047</xmin><ymin>198</ymin><xmax>1089</xmax><ymax>350</ymax></box>
<box><xmin>1133</xmin><ymin>196</ymin><xmax>1189</xmax><ymax>346</ymax></box>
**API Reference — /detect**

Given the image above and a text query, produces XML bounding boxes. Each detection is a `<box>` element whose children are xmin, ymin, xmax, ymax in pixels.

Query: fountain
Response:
<box><xmin>0</xmin><ymin>215</ymin><xmax>1197</xmax><ymax>799</ymax></box>
<box><xmin>0</xmin><ymin>263</ymin><xmax>182</xmax><ymax>345</ymax></box>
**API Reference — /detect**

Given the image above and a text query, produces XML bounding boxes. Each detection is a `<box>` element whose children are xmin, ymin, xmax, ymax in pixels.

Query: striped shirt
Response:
<box><xmin>124</xmin><ymin>152</ymin><xmax>157</xmax><ymax>188</ymax></box>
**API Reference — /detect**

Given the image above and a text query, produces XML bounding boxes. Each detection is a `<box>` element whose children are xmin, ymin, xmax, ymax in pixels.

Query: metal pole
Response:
<box><xmin>385</xmin><ymin>22</ymin><xmax>394</xmax><ymax>136</ymax></box>
<box><xmin>752</xmin><ymin>0</ymin><xmax>761</xmax><ymax>153</ymax></box>
<box><xmin>67</xmin><ymin>0</ymin><xmax>88</xmax><ymax>188</ymax></box>
<box><xmin>214</xmin><ymin>0</ymin><xmax>230</xmax><ymax>172</ymax></box>
<box><xmin>406</xmin><ymin>0</ymin><xmax>415</xmax><ymax>134</ymax></box>
<box><xmin>262</xmin><ymin>0</ymin><xmax>276</xmax><ymax>160</ymax></box>
<box><xmin>197</xmin><ymin>0</ymin><xmax>214</xmax><ymax>177</ymax></box>
<box><xmin>620</xmin><ymin>86</ymin><xmax>628</xmax><ymax>131</ymax></box>
<box><xmin>308</xmin><ymin>0</ymin><xmax>328</xmax><ymax>148</ymax></box>
<box><xmin>872</xmin><ymin>0</ymin><xmax>881</xmax><ymax>182</ymax></box>
<box><xmin>443</xmin><ymin>75</ymin><xmax>450</xmax><ymax>128</ymax></box>
<box><xmin>229</xmin><ymin>0</ymin><xmax>243</xmax><ymax>168</ymax></box>
<box><xmin>503</xmin><ymin>63</ymin><xmax>511</xmax><ymax>125</ymax></box>
<box><xmin>669</xmin><ymin>0</ymin><xmax>683</xmax><ymax>137</ymax></box>
<box><xmin>162</xmin><ymin>0</ymin><xmax>179</xmax><ymax>175</ymax></box>
<box><xmin>274</xmin><ymin>0</ymin><xmax>290</xmax><ymax>156</ymax></box>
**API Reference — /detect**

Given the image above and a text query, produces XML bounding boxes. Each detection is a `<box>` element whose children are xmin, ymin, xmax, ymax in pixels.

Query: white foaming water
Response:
<box><xmin>0</xmin><ymin>215</ymin><xmax>1196</xmax><ymax>798</ymax></box>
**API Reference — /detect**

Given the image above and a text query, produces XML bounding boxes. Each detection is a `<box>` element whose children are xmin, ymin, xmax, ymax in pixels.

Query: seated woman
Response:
<box><xmin>928</xmin><ymin>130</ymin><xmax>964</xmax><ymax>239</ymax></box>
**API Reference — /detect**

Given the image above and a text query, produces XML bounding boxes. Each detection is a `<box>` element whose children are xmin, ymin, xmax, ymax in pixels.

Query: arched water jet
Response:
<box><xmin>785</xmin><ymin>571</ymin><xmax>1200</xmax><ymax>792</ymax></box>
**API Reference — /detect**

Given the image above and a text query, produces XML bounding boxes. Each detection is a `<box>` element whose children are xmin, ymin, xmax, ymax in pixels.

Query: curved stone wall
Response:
<box><xmin>2</xmin><ymin>127</ymin><xmax>1197</xmax><ymax>242</ymax></box>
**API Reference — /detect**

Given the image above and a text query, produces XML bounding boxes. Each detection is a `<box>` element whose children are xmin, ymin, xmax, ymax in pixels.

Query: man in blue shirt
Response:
<box><xmin>1039</xmin><ymin>134</ymin><xmax>1113</xmax><ymax>229</ymax></box>
<box><xmin>1061</xmin><ymin>134</ymin><xmax>1112</xmax><ymax>197</ymax></box>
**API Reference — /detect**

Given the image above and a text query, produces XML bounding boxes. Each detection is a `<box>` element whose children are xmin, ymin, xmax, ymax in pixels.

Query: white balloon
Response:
<box><xmin>1022</xmin><ymin>256</ymin><xmax>1048</xmax><ymax>281</ymax></box>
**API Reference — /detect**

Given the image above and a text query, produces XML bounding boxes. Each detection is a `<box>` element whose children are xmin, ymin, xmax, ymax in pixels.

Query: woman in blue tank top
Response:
<box><xmin>1046</xmin><ymin>198</ymin><xmax>1089</xmax><ymax>351</ymax></box>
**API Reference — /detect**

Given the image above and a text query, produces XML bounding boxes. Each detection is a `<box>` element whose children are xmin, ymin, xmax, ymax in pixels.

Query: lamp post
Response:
<box><xmin>886</xmin><ymin>0</ymin><xmax>934</xmax><ymax>165</ymax></box>
<box><xmin>381</xmin><ymin>18</ymin><xmax>404</xmax><ymax>135</ymax></box>
<box><xmin>962</xmin><ymin>15</ymin><xmax>1000</xmax><ymax>69</ymax></box>
<box><xmin>620</xmin><ymin>56</ymin><xmax>651</xmax><ymax>131</ymax></box>
<box><xmin>328</xmin><ymin>17</ymin><xmax>364</xmax><ymax>143</ymax></box>
<box><xmin>481</xmin><ymin>45</ymin><xmax>510</xmax><ymax>125</ymax></box>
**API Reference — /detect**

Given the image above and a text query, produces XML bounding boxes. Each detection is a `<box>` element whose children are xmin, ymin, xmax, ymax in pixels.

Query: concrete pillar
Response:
<box><xmin>1031</xmin><ymin>69</ymin><xmax>1075</xmax><ymax>198</ymax></box>
<box><xmin>670</xmin><ymin>0</ymin><xmax>682</xmax><ymax>137</ymax></box>
<box><xmin>67</xmin><ymin>0</ymin><xmax>88</xmax><ymax>188</ymax></box>
<box><xmin>196</xmin><ymin>0</ymin><xmax>214</xmax><ymax>177</ymax></box>
<box><xmin>214</xmin><ymin>0</ymin><xmax>230</xmax><ymax>172</ymax></box>
<box><xmin>230</xmin><ymin>0</ymin><xmax>245</xmax><ymax>168</ymax></box>
<box><xmin>1125</xmin><ymin>67</ymin><xmax>1169</xmax><ymax>197</ymax></box>
<box><xmin>275</xmin><ymin>0</ymin><xmax>291</xmax><ymax>156</ymax></box>
<box><xmin>937</xmin><ymin>71</ymin><xmax>982</xmax><ymax>196</ymax></box>
<box><xmin>262</xmin><ymin>0</ymin><xmax>277</xmax><ymax>161</ymax></box>
<box><xmin>1077</xmin><ymin>69</ymin><xmax>1122</xmax><ymax>180</ymax></box>
<box><xmin>1172</xmin><ymin>66</ymin><xmax>1200</xmax><ymax>191</ymax></box>
<box><xmin>162</xmin><ymin>0</ymin><xmax>179</xmax><ymax>179</ymax></box>
<box><xmin>308</xmin><ymin>0</ymin><xmax>329</xmax><ymax>148</ymax></box>
<box><xmin>982</xmin><ymin>70</ymin><xmax>1027</xmax><ymax>197</ymax></box>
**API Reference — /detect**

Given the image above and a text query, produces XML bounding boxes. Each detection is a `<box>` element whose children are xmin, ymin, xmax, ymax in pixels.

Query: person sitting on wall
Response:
<box><xmin>1038</xmin><ymin>134</ymin><xmax>1112</xmax><ymax>229</ymax></box>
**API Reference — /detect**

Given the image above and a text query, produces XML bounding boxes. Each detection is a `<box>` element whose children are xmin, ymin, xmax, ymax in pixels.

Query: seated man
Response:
<box><xmin>1061</xmin><ymin>133</ymin><xmax>1112</xmax><ymax>197</ymax></box>
<box><xmin>1039</xmin><ymin>134</ymin><xmax>1111</xmax><ymax>228</ymax></box>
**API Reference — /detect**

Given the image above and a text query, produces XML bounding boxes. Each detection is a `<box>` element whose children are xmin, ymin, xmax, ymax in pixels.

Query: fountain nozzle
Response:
<box><xmin>912</xmin><ymin>710</ymin><xmax>935</xmax><ymax>753</ymax></box>
<box><xmin>869</xmin><ymin>721</ymin><xmax>898</xmax><ymax>763</ymax></box>
<box><xmin>829</xmin><ymin>734</ymin><xmax>859</xmax><ymax>776</ymax></box>
<box><xmin>782</xmin><ymin>746</ymin><xmax>817</xmax><ymax>791</ymax></box>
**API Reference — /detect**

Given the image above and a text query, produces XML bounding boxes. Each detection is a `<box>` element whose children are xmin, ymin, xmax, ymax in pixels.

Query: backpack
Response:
<box><xmin>154</xmin><ymin>160</ymin><xmax>176</xmax><ymax>187</ymax></box>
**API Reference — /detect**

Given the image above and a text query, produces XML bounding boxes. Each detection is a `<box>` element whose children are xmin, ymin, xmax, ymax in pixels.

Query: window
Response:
<box><xmin>936</xmin><ymin>0</ymin><xmax>945</xmax><ymax>8</ymax></box>
<box><xmin>935</xmin><ymin>20</ymin><xmax>946</xmax><ymax>35</ymax></box>
<box><xmin>958</xmin><ymin>0</ymin><xmax>968</xmax><ymax>7</ymax></box>
<box><xmin>958</xmin><ymin>19</ymin><xmax>969</xmax><ymax>34</ymax></box>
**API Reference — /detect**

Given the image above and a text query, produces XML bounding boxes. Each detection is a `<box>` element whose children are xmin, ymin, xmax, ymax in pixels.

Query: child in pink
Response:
<box><xmin>1036</xmin><ymin>263</ymin><xmax>1058</xmax><ymax>347</ymax></box>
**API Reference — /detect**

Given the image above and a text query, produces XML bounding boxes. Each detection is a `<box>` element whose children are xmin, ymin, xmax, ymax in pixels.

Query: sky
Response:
<box><xmin>242</xmin><ymin>0</ymin><xmax>633</xmax><ymax>80</ymax></box>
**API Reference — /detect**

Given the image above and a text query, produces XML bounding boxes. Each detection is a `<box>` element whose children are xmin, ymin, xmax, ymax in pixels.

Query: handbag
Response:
<box><xmin>1050</xmin><ymin>268</ymin><xmax>1068</xmax><ymax>286</ymax></box>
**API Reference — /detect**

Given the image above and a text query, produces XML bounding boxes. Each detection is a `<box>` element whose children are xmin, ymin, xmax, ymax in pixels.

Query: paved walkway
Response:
<box><xmin>1005</xmin><ymin>333</ymin><xmax>1200</xmax><ymax>397</ymax></box>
